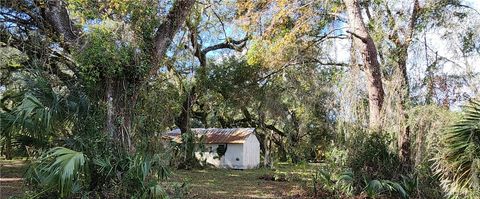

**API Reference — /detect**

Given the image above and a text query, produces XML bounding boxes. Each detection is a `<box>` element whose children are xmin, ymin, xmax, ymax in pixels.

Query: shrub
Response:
<box><xmin>25</xmin><ymin>147</ymin><xmax>87</xmax><ymax>198</ymax></box>
<box><xmin>432</xmin><ymin>99</ymin><xmax>480</xmax><ymax>198</ymax></box>
<box><xmin>25</xmin><ymin>143</ymin><xmax>174</xmax><ymax>198</ymax></box>
<box><xmin>346</xmin><ymin>133</ymin><xmax>402</xmax><ymax>189</ymax></box>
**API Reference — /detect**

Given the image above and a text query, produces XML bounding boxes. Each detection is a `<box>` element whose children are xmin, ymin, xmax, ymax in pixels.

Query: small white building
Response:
<box><xmin>166</xmin><ymin>128</ymin><xmax>260</xmax><ymax>169</ymax></box>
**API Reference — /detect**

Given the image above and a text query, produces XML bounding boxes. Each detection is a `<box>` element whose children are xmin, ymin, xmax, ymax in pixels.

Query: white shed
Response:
<box><xmin>166</xmin><ymin>128</ymin><xmax>260</xmax><ymax>169</ymax></box>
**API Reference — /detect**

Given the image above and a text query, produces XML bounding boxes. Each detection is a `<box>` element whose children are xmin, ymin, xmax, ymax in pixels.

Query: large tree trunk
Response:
<box><xmin>264</xmin><ymin>130</ymin><xmax>273</xmax><ymax>168</ymax></box>
<box><xmin>176</xmin><ymin>87</ymin><xmax>196</xmax><ymax>134</ymax></box>
<box><xmin>44</xmin><ymin>0</ymin><xmax>79</xmax><ymax>44</ymax></box>
<box><xmin>388</xmin><ymin>0</ymin><xmax>420</xmax><ymax>166</ymax></box>
<box><xmin>150</xmin><ymin>0</ymin><xmax>196</xmax><ymax>77</ymax></box>
<box><xmin>175</xmin><ymin>87</ymin><xmax>197</xmax><ymax>168</ymax></box>
<box><xmin>105</xmin><ymin>78</ymin><xmax>135</xmax><ymax>151</ymax></box>
<box><xmin>44</xmin><ymin>0</ymin><xmax>197</xmax><ymax>151</ymax></box>
<box><xmin>344</xmin><ymin>0</ymin><xmax>385</xmax><ymax>131</ymax></box>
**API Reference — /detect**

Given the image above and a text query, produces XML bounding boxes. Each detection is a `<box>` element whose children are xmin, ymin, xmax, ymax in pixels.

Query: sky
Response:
<box><xmin>468</xmin><ymin>0</ymin><xmax>480</xmax><ymax>9</ymax></box>
<box><xmin>323</xmin><ymin>0</ymin><xmax>480</xmax><ymax>111</ymax></box>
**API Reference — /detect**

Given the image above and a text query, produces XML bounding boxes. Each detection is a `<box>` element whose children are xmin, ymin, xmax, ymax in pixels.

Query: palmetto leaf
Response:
<box><xmin>4</xmin><ymin>77</ymin><xmax>90</xmax><ymax>150</ymax></box>
<box><xmin>364</xmin><ymin>179</ymin><xmax>408</xmax><ymax>198</ymax></box>
<box><xmin>337</xmin><ymin>170</ymin><xmax>354</xmax><ymax>182</ymax></box>
<box><xmin>27</xmin><ymin>147</ymin><xmax>86</xmax><ymax>198</ymax></box>
<box><xmin>432</xmin><ymin>99</ymin><xmax>480</xmax><ymax>198</ymax></box>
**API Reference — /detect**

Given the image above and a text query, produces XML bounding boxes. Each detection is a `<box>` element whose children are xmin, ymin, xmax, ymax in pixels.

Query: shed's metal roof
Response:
<box><xmin>165</xmin><ymin>128</ymin><xmax>255</xmax><ymax>144</ymax></box>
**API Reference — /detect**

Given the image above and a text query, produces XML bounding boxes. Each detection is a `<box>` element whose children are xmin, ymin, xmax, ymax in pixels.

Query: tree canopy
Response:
<box><xmin>1</xmin><ymin>0</ymin><xmax>479</xmax><ymax>198</ymax></box>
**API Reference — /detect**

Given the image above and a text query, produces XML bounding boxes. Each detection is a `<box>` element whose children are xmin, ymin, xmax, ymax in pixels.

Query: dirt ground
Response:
<box><xmin>0</xmin><ymin>159</ymin><xmax>27</xmax><ymax>199</ymax></box>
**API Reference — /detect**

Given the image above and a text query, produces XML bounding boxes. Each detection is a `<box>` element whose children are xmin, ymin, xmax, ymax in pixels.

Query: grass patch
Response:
<box><xmin>165</xmin><ymin>163</ymin><xmax>321</xmax><ymax>198</ymax></box>
<box><xmin>0</xmin><ymin>159</ymin><xmax>322</xmax><ymax>198</ymax></box>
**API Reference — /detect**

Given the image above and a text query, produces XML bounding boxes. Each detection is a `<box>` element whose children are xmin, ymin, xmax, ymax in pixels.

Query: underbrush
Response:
<box><xmin>310</xmin><ymin>132</ymin><xmax>441</xmax><ymax>199</ymax></box>
<box><xmin>21</xmin><ymin>128</ymin><xmax>188</xmax><ymax>199</ymax></box>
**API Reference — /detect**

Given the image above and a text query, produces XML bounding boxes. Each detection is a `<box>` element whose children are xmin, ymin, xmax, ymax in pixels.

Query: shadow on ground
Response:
<box><xmin>1</xmin><ymin>159</ymin><xmax>27</xmax><ymax>199</ymax></box>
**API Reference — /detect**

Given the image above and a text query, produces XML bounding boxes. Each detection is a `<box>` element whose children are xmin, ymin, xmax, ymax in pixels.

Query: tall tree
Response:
<box><xmin>344</xmin><ymin>0</ymin><xmax>385</xmax><ymax>131</ymax></box>
<box><xmin>373</xmin><ymin>0</ymin><xmax>421</xmax><ymax>166</ymax></box>
<box><xmin>1</xmin><ymin>0</ymin><xmax>196</xmax><ymax>151</ymax></box>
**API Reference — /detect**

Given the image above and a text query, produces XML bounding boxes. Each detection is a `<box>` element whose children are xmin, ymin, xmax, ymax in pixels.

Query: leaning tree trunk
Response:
<box><xmin>107</xmin><ymin>0</ymin><xmax>195</xmax><ymax>151</ymax></box>
<box><xmin>344</xmin><ymin>0</ymin><xmax>385</xmax><ymax>132</ymax></box>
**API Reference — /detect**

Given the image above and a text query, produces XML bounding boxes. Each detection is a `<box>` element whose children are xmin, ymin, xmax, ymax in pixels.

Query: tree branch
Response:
<box><xmin>201</xmin><ymin>36</ymin><xmax>249</xmax><ymax>55</ymax></box>
<box><xmin>150</xmin><ymin>0</ymin><xmax>196</xmax><ymax>77</ymax></box>
<box><xmin>346</xmin><ymin>30</ymin><xmax>368</xmax><ymax>43</ymax></box>
<box><xmin>44</xmin><ymin>0</ymin><xmax>79</xmax><ymax>43</ymax></box>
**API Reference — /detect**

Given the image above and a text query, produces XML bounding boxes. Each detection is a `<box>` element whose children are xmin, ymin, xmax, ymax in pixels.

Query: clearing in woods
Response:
<box><xmin>166</xmin><ymin>163</ymin><xmax>319</xmax><ymax>198</ymax></box>
<box><xmin>0</xmin><ymin>160</ymin><xmax>319</xmax><ymax>199</ymax></box>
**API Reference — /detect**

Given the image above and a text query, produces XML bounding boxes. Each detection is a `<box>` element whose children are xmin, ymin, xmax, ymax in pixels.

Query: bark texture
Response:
<box><xmin>150</xmin><ymin>0</ymin><xmax>196</xmax><ymax>77</ymax></box>
<box><xmin>386</xmin><ymin>0</ymin><xmax>420</xmax><ymax>165</ymax></box>
<box><xmin>43</xmin><ymin>0</ymin><xmax>196</xmax><ymax>150</ymax></box>
<box><xmin>44</xmin><ymin>0</ymin><xmax>79</xmax><ymax>43</ymax></box>
<box><xmin>397</xmin><ymin>0</ymin><xmax>419</xmax><ymax>166</ymax></box>
<box><xmin>105</xmin><ymin>78</ymin><xmax>135</xmax><ymax>150</ymax></box>
<box><xmin>344</xmin><ymin>0</ymin><xmax>385</xmax><ymax>131</ymax></box>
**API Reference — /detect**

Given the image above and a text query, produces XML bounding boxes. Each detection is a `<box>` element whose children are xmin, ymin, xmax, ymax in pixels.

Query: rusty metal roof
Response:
<box><xmin>165</xmin><ymin>128</ymin><xmax>255</xmax><ymax>144</ymax></box>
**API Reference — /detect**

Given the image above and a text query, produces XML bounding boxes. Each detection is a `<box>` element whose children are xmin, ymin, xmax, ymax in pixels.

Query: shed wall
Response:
<box><xmin>222</xmin><ymin>144</ymin><xmax>244</xmax><ymax>169</ymax></box>
<box><xmin>195</xmin><ymin>143</ymin><xmax>245</xmax><ymax>169</ymax></box>
<box><xmin>243</xmin><ymin>134</ymin><xmax>260</xmax><ymax>169</ymax></box>
<box><xmin>195</xmin><ymin>144</ymin><xmax>221</xmax><ymax>167</ymax></box>
<box><xmin>193</xmin><ymin>132</ymin><xmax>260</xmax><ymax>169</ymax></box>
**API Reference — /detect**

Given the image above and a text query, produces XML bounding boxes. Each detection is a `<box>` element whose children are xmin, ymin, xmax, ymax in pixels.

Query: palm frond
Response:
<box><xmin>26</xmin><ymin>147</ymin><xmax>87</xmax><ymax>198</ymax></box>
<box><xmin>432</xmin><ymin>99</ymin><xmax>480</xmax><ymax>198</ymax></box>
<box><xmin>5</xmin><ymin>76</ymin><xmax>90</xmax><ymax>150</ymax></box>
<box><xmin>364</xmin><ymin>179</ymin><xmax>408</xmax><ymax>198</ymax></box>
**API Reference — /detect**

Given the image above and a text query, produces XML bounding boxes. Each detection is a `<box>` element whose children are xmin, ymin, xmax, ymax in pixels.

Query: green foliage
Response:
<box><xmin>1</xmin><ymin>76</ymin><xmax>89</xmax><ymax>154</ymax></box>
<box><xmin>313</xmin><ymin>167</ymin><xmax>409</xmax><ymax>198</ymax></box>
<box><xmin>315</xmin><ymin>124</ymin><xmax>413</xmax><ymax>198</ymax></box>
<box><xmin>246</xmin><ymin>41</ymin><xmax>267</xmax><ymax>65</ymax></box>
<box><xmin>26</xmin><ymin>141</ymin><xmax>174</xmax><ymax>198</ymax></box>
<box><xmin>75</xmin><ymin>23</ymin><xmax>143</xmax><ymax>87</ymax></box>
<box><xmin>136</xmin><ymin>77</ymin><xmax>182</xmax><ymax>137</ymax></box>
<box><xmin>404</xmin><ymin>105</ymin><xmax>456</xmax><ymax>198</ymax></box>
<box><xmin>26</xmin><ymin>147</ymin><xmax>86</xmax><ymax>198</ymax></box>
<box><xmin>364</xmin><ymin>179</ymin><xmax>408</xmax><ymax>199</ymax></box>
<box><xmin>199</xmin><ymin>57</ymin><xmax>262</xmax><ymax>105</ymax></box>
<box><xmin>433</xmin><ymin>99</ymin><xmax>480</xmax><ymax>198</ymax></box>
<box><xmin>313</xmin><ymin>169</ymin><xmax>354</xmax><ymax>196</ymax></box>
<box><xmin>346</xmin><ymin>132</ymin><xmax>402</xmax><ymax>186</ymax></box>
<box><xmin>2</xmin><ymin>1</ymin><xmax>479</xmax><ymax>198</ymax></box>
<box><xmin>0</xmin><ymin>44</ymin><xmax>27</xmax><ymax>69</ymax></box>
<box><xmin>169</xmin><ymin>131</ymin><xmax>206</xmax><ymax>169</ymax></box>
